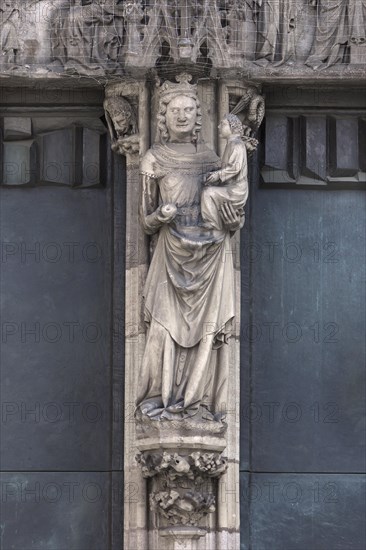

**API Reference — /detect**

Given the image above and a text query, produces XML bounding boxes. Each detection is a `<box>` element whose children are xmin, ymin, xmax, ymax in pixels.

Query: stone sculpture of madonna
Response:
<box><xmin>136</xmin><ymin>74</ymin><xmax>246</xmax><ymax>422</ymax></box>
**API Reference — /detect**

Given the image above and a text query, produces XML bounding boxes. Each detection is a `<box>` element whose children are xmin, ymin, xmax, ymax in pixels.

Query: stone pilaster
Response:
<box><xmin>105</xmin><ymin>75</ymin><xmax>264</xmax><ymax>550</ymax></box>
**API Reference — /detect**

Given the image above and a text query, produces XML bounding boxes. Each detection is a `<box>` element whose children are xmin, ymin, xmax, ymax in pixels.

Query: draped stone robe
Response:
<box><xmin>349</xmin><ymin>0</ymin><xmax>366</xmax><ymax>45</ymax></box>
<box><xmin>306</xmin><ymin>0</ymin><xmax>348</xmax><ymax>69</ymax></box>
<box><xmin>0</xmin><ymin>2</ymin><xmax>19</xmax><ymax>64</ymax></box>
<box><xmin>136</xmin><ymin>142</ymin><xmax>235</xmax><ymax>420</ymax></box>
<box><xmin>254</xmin><ymin>0</ymin><xmax>296</xmax><ymax>65</ymax></box>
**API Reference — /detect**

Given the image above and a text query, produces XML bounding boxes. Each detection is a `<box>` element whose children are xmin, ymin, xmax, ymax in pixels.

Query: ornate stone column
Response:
<box><xmin>105</xmin><ymin>75</ymin><xmax>264</xmax><ymax>550</ymax></box>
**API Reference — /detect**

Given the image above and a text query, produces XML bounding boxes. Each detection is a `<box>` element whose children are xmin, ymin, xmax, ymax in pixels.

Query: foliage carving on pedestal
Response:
<box><xmin>137</xmin><ymin>450</ymin><xmax>228</xmax><ymax>527</ymax></box>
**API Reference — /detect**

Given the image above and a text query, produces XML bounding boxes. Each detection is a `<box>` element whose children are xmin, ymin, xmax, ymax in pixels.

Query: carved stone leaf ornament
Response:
<box><xmin>137</xmin><ymin>451</ymin><xmax>228</xmax><ymax>528</ymax></box>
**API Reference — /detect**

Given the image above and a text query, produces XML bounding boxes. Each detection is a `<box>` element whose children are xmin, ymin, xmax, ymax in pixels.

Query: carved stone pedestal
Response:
<box><xmin>137</xmin><ymin>442</ymin><xmax>227</xmax><ymax>538</ymax></box>
<box><xmin>136</xmin><ymin>412</ymin><xmax>228</xmax><ymax>542</ymax></box>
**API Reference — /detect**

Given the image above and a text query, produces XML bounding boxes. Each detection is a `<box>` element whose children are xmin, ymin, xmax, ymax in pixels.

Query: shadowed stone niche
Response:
<box><xmin>105</xmin><ymin>74</ymin><xmax>264</xmax><ymax>549</ymax></box>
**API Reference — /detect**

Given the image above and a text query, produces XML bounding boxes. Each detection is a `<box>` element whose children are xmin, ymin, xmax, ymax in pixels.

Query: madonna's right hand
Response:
<box><xmin>157</xmin><ymin>204</ymin><xmax>177</xmax><ymax>223</ymax></box>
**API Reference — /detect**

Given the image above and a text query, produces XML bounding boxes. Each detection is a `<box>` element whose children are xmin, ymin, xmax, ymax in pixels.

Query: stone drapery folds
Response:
<box><xmin>0</xmin><ymin>0</ymin><xmax>19</xmax><ymax>67</ymax></box>
<box><xmin>136</xmin><ymin>75</ymin><xmax>236</xmax><ymax>425</ymax></box>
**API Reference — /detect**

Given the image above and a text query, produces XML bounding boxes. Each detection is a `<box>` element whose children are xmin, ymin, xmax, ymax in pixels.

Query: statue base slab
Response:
<box><xmin>160</xmin><ymin>526</ymin><xmax>207</xmax><ymax>539</ymax></box>
<box><xmin>135</xmin><ymin>410</ymin><xmax>227</xmax><ymax>443</ymax></box>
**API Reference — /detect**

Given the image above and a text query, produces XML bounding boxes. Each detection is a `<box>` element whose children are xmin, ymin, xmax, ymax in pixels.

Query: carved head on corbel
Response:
<box><xmin>103</xmin><ymin>96</ymin><xmax>139</xmax><ymax>155</ymax></box>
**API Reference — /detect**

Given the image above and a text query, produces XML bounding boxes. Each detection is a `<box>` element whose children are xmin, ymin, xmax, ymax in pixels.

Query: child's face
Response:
<box><xmin>218</xmin><ymin>119</ymin><xmax>232</xmax><ymax>139</ymax></box>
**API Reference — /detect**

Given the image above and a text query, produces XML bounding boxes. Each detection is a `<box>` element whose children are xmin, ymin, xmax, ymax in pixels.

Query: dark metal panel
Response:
<box><xmin>0</xmin><ymin>472</ymin><xmax>111</xmax><ymax>549</ymax></box>
<box><xmin>248</xmin><ymin>473</ymin><xmax>366</xmax><ymax>550</ymax></box>
<box><xmin>240</xmin><ymin>473</ymin><xmax>250</xmax><ymax>550</ymax></box>
<box><xmin>329</xmin><ymin>117</ymin><xmax>359</xmax><ymax>177</ymax></box>
<box><xmin>249</xmin><ymin>187</ymin><xmax>366</xmax><ymax>473</ymax></box>
<box><xmin>241</xmin><ymin>89</ymin><xmax>366</xmax><ymax>549</ymax></box>
<box><xmin>0</xmin><ymin>188</ymin><xmax>112</xmax><ymax>471</ymax></box>
<box><xmin>0</xmin><ymin>121</ymin><xmax>124</xmax><ymax>550</ymax></box>
<box><xmin>300</xmin><ymin>115</ymin><xmax>327</xmax><ymax>181</ymax></box>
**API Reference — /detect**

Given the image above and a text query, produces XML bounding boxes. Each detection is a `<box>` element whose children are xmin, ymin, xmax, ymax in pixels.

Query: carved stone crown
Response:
<box><xmin>159</xmin><ymin>73</ymin><xmax>198</xmax><ymax>102</ymax></box>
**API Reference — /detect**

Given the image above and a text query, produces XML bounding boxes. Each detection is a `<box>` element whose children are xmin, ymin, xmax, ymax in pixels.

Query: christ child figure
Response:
<box><xmin>201</xmin><ymin>113</ymin><xmax>254</xmax><ymax>231</ymax></box>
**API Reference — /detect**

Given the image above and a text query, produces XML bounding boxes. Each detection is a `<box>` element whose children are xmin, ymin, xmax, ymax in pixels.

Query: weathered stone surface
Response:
<box><xmin>137</xmin><ymin>449</ymin><xmax>227</xmax><ymax>530</ymax></box>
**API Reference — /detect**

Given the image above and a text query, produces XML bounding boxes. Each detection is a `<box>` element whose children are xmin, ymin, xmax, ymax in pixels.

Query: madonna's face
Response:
<box><xmin>165</xmin><ymin>95</ymin><xmax>198</xmax><ymax>142</ymax></box>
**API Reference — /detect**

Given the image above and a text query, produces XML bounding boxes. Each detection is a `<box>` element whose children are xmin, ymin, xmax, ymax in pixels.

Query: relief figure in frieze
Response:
<box><xmin>349</xmin><ymin>0</ymin><xmax>366</xmax><ymax>46</ymax></box>
<box><xmin>0</xmin><ymin>0</ymin><xmax>19</xmax><ymax>66</ymax></box>
<box><xmin>306</xmin><ymin>0</ymin><xmax>348</xmax><ymax>69</ymax></box>
<box><xmin>52</xmin><ymin>0</ymin><xmax>124</xmax><ymax>72</ymax></box>
<box><xmin>252</xmin><ymin>0</ymin><xmax>296</xmax><ymax>65</ymax></box>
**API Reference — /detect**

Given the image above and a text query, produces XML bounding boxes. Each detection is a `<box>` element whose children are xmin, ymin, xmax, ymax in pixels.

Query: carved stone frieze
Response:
<box><xmin>1</xmin><ymin>0</ymin><xmax>365</xmax><ymax>79</ymax></box>
<box><xmin>123</xmin><ymin>0</ymin><xmax>144</xmax><ymax>60</ymax></box>
<box><xmin>253</xmin><ymin>0</ymin><xmax>297</xmax><ymax>67</ymax></box>
<box><xmin>51</xmin><ymin>0</ymin><xmax>125</xmax><ymax>75</ymax></box>
<box><xmin>137</xmin><ymin>450</ymin><xmax>227</xmax><ymax>531</ymax></box>
<box><xmin>49</xmin><ymin>0</ymin><xmax>366</xmax><ymax>73</ymax></box>
<box><xmin>305</xmin><ymin>0</ymin><xmax>348</xmax><ymax>70</ymax></box>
